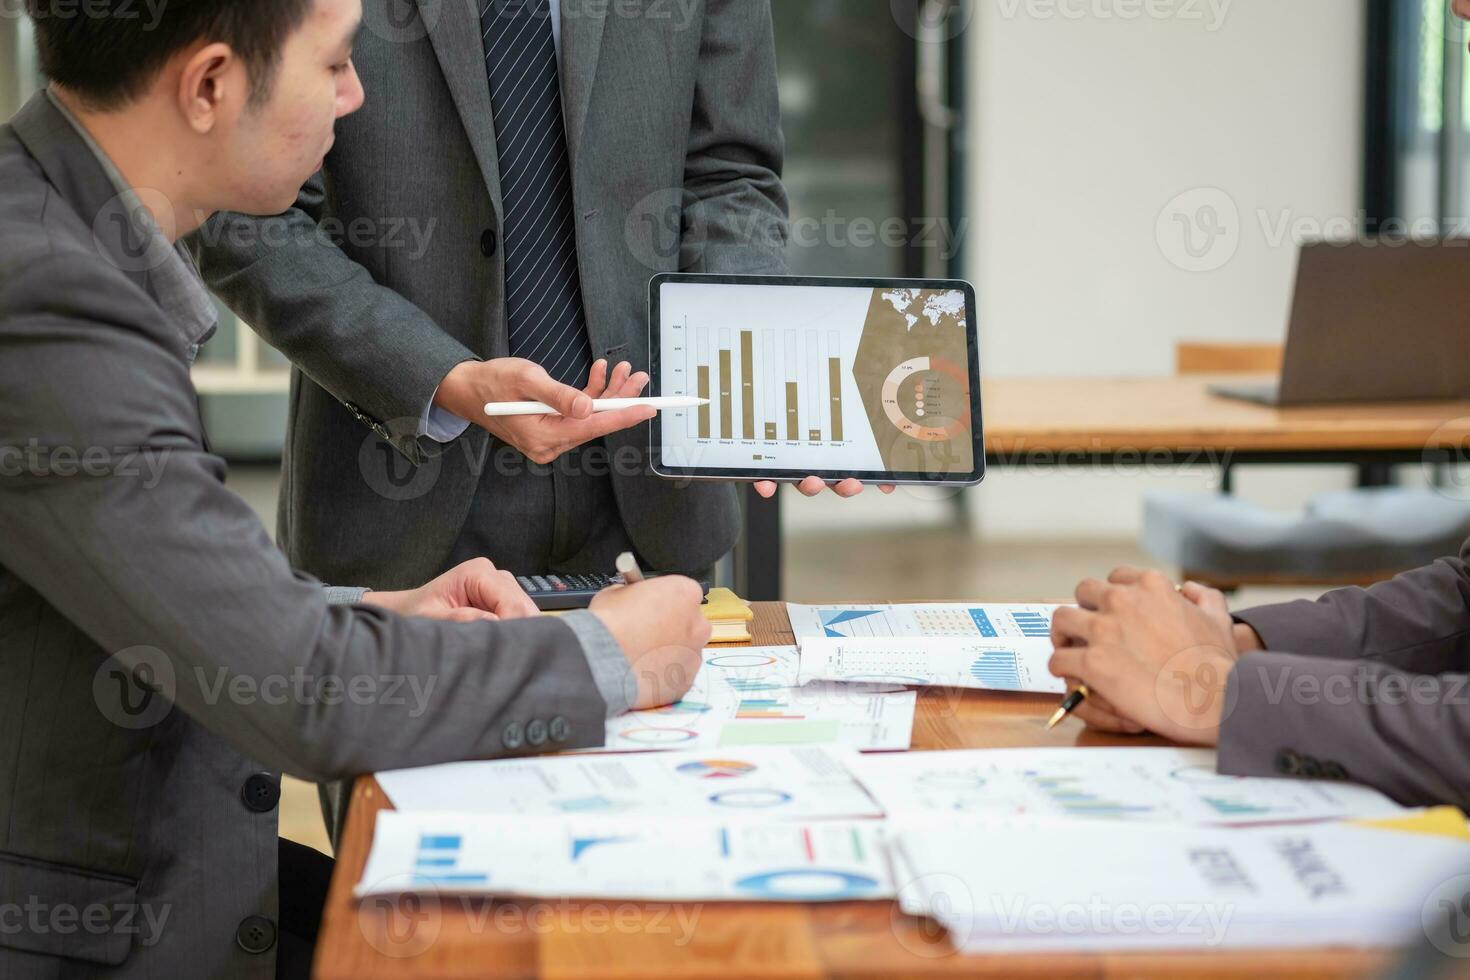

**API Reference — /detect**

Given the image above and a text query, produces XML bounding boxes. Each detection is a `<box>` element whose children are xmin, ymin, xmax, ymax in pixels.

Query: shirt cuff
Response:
<box><xmin>559</xmin><ymin>610</ymin><xmax>634</xmax><ymax>718</ymax></box>
<box><xmin>419</xmin><ymin>384</ymin><xmax>473</xmax><ymax>444</ymax></box>
<box><xmin>323</xmin><ymin>586</ymin><xmax>369</xmax><ymax>606</ymax></box>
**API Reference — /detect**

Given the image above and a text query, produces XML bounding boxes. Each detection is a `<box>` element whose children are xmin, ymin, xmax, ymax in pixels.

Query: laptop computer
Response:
<box><xmin>1211</xmin><ymin>240</ymin><xmax>1470</xmax><ymax>407</ymax></box>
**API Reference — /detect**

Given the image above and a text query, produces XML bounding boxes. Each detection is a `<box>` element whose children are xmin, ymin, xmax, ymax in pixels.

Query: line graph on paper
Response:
<box><xmin>795</xmin><ymin>638</ymin><xmax>1065</xmax><ymax>694</ymax></box>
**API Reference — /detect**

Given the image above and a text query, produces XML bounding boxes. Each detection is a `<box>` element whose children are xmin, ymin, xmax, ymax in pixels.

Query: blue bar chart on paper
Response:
<box><xmin>786</xmin><ymin>602</ymin><xmax>1062</xmax><ymax>641</ymax></box>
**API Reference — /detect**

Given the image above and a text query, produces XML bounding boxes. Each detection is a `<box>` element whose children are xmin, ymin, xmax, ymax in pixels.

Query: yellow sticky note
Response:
<box><xmin>1350</xmin><ymin>806</ymin><xmax>1470</xmax><ymax>842</ymax></box>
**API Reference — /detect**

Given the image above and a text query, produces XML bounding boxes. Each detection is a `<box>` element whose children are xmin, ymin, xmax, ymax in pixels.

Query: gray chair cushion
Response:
<box><xmin>1142</xmin><ymin>488</ymin><xmax>1470</xmax><ymax>577</ymax></box>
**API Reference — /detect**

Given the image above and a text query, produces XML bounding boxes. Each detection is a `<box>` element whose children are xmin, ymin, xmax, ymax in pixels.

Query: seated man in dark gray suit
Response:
<box><xmin>1045</xmin><ymin>0</ymin><xmax>1470</xmax><ymax>810</ymax></box>
<box><xmin>0</xmin><ymin>1</ymin><xmax>708</xmax><ymax>977</ymax></box>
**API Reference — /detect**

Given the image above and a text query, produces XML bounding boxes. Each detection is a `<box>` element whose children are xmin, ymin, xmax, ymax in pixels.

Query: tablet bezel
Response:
<box><xmin>647</xmin><ymin>273</ymin><xmax>986</xmax><ymax>487</ymax></box>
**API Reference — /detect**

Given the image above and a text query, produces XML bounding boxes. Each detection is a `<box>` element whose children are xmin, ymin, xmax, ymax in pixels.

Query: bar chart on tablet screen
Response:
<box><xmin>658</xmin><ymin>281</ymin><xmax>974</xmax><ymax>475</ymax></box>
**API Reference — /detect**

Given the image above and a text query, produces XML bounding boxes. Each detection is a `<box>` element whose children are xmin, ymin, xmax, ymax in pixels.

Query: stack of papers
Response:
<box><xmin>849</xmin><ymin>747</ymin><xmax>1408</xmax><ymax>825</ymax></box>
<box><xmin>377</xmin><ymin>746</ymin><xmax>882</xmax><ymax>821</ymax></box>
<box><xmin>358</xmin><ymin>813</ymin><xmax>894</xmax><ymax>903</ymax></box>
<box><xmin>595</xmin><ymin>646</ymin><xmax>916</xmax><ymax>752</ymax></box>
<box><xmin>890</xmin><ymin>817</ymin><xmax>1470</xmax><ymax>952</ymax></box>
<box><xmin>788</xmin><ymin>602</ymin><xmax>1065</xmax><ymax>693</ymax></box>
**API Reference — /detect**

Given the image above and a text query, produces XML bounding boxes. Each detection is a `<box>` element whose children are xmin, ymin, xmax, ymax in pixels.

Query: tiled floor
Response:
<box><xmin>224</xmin><ymin>465</ymin><xmax>1323</xmax><ymax>857</ymax></box>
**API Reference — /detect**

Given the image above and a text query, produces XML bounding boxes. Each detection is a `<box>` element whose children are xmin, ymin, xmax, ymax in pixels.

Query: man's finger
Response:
<box><xmin>753</xmin><ymin>481</ymin><xmax>778</xmax><ymax>498</ymax></box>
<box><xmin>1181</xmin><ymin>581</ymin><xmax>1231</xmax><ymax>623</ymax></box>
<box><xmin>1047</xmin><ymin>644</ymin><xmax>1092</xmax><ymax>683</ymax></box>
<box><xmin>1074</xmin><ymin>577</ymin><xmax>1113</xmax><ymax>611</ymax></box>
<box><xmin>796</xmin><ymin>476</ymin><xmax>827</xmax><ymax>497</ymax></box>
<box><xmin>833</xmin><ymin>478</ymin><xmax>864</xmax><ymax>498</ymax></box>
<box><xmin>605</xmin><ymin>361</ymin><xmax>632</xmax><ymax>397</ymax></box>
<box><xmin>613</xmin><ymin>372</ymin><xmax>650</xmax><ymax>399</ymax></box>
<box><xmin>1069</xmin><ymin>681</ymin><xmax>1129</xmax><ymax>722</ymax></box>
<box><xmin>560</xmin><ymin>405</ymin><xmax>657</xmax><ymax>443</ymax></box>
<box><xmin>582</xmin><ymin>359</ymin><xmax>610</xmax><ymax>400</ymax></box>
<box><xmin>1107</xmin><ymin>566</ymin><xmax>1150</xmax><ymax>586</ymax></box>
<box><xmin>1071</xmin><ymin>699</ymin><xmax>1146</xmax><ymax>735</ymax></box>
<box><xmin>879</xmin><ymin>484</ymin><xmax>896</xmax><ymax>494</ymax></box>
<box><xmin>1050</xmin><ymin>672</ymin><xmax>1136</xmax><ymax>733</ymax></box>
<box><xmin>527</xmin><ymin>363</ymin><xmax>593</xmax><ymax>419</ymax></box>
<box><xmin>446</xmin><ymin>607</ymin><xmax>499</xmax><ymax>624</ymax></box>
<box><xmin>1050</xmin><ymin>606</ymin><xmax>1095</xmax><ymax>649</ymax></box>
<box><xmin>497</xmin><ymin>571</ymin><xmax>540</xmax><ymax>619</ymax></box>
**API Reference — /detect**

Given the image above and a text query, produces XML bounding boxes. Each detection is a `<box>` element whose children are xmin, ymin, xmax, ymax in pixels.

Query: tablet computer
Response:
<box><xmin>649</xmin><ymin>274</ymin><xmax>984</xmax><ymax>487</ymax></box>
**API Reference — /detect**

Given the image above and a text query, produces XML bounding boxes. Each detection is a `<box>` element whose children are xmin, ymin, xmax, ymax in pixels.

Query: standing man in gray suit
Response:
<box><xmin>195</xmin><ymin>0</ymin><xmax>886</xmax><ymax>598</ymax></box>
<box><xmin>1</xmin><ymin>1</ymin><xmax>707</xmax><ymax>976</ymax></box>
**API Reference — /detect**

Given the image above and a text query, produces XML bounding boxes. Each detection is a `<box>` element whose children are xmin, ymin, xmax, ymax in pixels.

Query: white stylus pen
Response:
<box><xmin>615</xmin><ymin>552</ymin><xmax>645</xmax><ymax>585</ymax></box>
<box><xmin>482</xmin><ymin>396</ymin><xmax>709</xmax><ymax>418</ymax></box>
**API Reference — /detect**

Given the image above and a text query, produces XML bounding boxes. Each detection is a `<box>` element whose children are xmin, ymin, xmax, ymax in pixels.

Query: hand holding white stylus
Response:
<box><xmin>483</xmin><ymin>396</ymin><xmax>709</xmax><ymax>418</ymax></box>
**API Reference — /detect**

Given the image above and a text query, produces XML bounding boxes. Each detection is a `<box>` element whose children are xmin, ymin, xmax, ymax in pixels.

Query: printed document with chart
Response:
<box><xmin>890</xmin><ymin>818</ymin><xmax>1463</xmax><ymax>952</ymax></box>
<box><xmin>788</xmin><ymin>602</ymin><xmax>1066</xmax><ymax>693</ymax></box>
<box><xmin>851</xmin><ymin>747</ymin><xmax>1405</xmax><ymax>825</ymax></box>
<box><xmin>357</xmin><ymin>812</ymin><xmax>894</xmax><ymax>903</ymax></box>
<box><xmin>594</xmin><ymin>646</ymin><xmax>915</xmax><ymax>752</ymax></box>
<box><xmin>376</xmin><ymin>746</ymin><xmax>883</xmax><ymax>822</ymax></box>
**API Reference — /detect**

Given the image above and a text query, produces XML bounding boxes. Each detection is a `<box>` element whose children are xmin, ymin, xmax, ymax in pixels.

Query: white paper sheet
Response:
<box><xmin>597</xmin><ymin>646</ymin><xmax>915</xmax><ymax>752</ymax></box>
<box><xmin>891</xmin><ymin>818</ymin><xmax>1465</xmax><ymax>952</ymax></box>
<box><xmin>357</xmin><ymin>811</ymin><xmax>895</xmax><ymax>903</ymax></box>
<box><xmin>850</xmin><ymin>747</ymin><xmax>1406</xmax><ymax>825</ymax></box>
<box><xmin>377</xmin><ymin>746</ymin><xmax>883</xmax><ymax>821</ymax></box>
<box><xmin>787</xmin><ymin>602</ymin><xmax>1062</xmax><ymax>642</ymax></box>
<box><xmin>797</xmin><ymin>637</ymin><xmax>1066</xmax><ymax>693</ymax></box>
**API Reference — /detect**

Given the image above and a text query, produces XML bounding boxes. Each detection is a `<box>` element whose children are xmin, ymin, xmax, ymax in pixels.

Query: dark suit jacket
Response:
<box><xmin>1220</xmin><ymin>536</ymin><xmax>1470</xmax><ymax>808</ymax></box>
<box><xmin>0</xmin><ymin>93</ymin><xmax>611</xmax><ymax>979</ymax></box>
<box><xmin>194</xmin><ymin>0</ymin><xmax>790</xmax><ymax>590</ymax></box>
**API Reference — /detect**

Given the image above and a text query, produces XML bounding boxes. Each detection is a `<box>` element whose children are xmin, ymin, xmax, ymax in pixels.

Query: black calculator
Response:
<box><xmin>515</xmin><ymin>573</ymin><xmax>710</xmax><ymax>611</ymax></box>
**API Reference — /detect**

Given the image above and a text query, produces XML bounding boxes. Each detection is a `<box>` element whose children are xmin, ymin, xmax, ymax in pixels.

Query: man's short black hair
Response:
<box><xmin>27</xmin><ymin>0</ymin><xmax>317</xmax><ymax>111</ymax></box>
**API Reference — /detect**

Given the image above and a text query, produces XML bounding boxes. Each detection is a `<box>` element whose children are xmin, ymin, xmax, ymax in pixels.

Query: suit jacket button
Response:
<box><xmin>236</xmin><ymin>915</ymin><xmax>277</xmax><ymax>954</ymax></box>
<box><xmin>480</xmin><ymin>229</ymin><xmax>498</xmax><ymax>257</ymax></box>
<box><xmin>526</xmin><ymin>719</ymin><xmax>549</xmax><ymax>746</ymax></box>
<box><xmin>1274</xmin><ymin>750</ymin><xmax>1303</xmax><ymax>776</ymax></box>
<box><xmin>503</xmin><ymin>722</ymin><xmax>524</xmax><ymax>750</ymax></box>
<box><xmin>241</xmin><ymin>773</ymin><xmax>281</xmax><ymax>813</ymax></box>
<box><xmin>1300</xmin><ymin>757</ymin><xmax>1323</xmax><ymax>779</ymax></box>
<box><xmin>549</xmin><ymin>716</ymin><xmax>571</xmax><ymax>742</ymax></box>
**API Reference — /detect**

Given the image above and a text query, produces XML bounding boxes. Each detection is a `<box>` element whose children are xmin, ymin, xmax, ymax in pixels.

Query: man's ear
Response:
<box><xmin>176</xmin><ymin>42</ymin><xmax>240</xmax><ymax>134</ymax></box>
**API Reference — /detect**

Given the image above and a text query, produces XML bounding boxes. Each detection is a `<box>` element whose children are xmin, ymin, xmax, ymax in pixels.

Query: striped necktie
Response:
<box><xmin>481</xmin><ymin>0</ymin><xmax>593</xmax><ymax>387</ymax></box>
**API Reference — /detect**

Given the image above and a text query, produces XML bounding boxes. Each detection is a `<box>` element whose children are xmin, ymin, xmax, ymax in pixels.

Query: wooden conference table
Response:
<box><xmin>313</xmin><ymin>602</ymin><xmax>1392</xmax><ymax>979</ymax></box>
<box><xmin>738</xmin><ymin>376</ymin><xmax>1470</xmax><ymax>600</ymax></box>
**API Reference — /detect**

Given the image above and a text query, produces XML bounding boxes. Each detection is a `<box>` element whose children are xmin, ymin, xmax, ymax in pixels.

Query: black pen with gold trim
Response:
<box><xmin>1045</xmin><ymin>684</ymin><xmax>1090</xmax><ymax>730</ymax></box>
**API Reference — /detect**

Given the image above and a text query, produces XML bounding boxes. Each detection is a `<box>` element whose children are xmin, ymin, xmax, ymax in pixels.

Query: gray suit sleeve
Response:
<box><xmin>189</xmin><ymin>178</ymin><xmax>476</xmax><ymax>465</ymax></box>
<box><xmin>1234</xmin><ymin>541</ymin><xmax>1470</xmax><ymax>675</ymax></box>
<box><xmin>561</xmin><ymin>610</ymin><xmax>636</xmax><ymax>717</ymax></box>
<box><xmin>1218</xmin><ymin>652</ymin><xmax>1470</xmax><ymax>809</ymax></box>
<box><xmin>0</xmin><ymin>255</ymin><xmax>608</xmax><ymax>783</ymax></box>
<box><xmin>683</xmin><ymin>0</ymin><xmax>790</xmax><ymax>275</ymax></box>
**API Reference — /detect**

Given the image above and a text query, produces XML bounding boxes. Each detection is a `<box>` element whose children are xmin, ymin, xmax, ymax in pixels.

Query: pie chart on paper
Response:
<box><xmin>676</xmin><ymin>759</ymin><xmax>759</xmax><ymax>780</ymax></box>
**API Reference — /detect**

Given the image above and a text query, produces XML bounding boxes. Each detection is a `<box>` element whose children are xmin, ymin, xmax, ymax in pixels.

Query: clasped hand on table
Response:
<box><xmin>1047</xmin><ymin>567</ymin><xmax>1264</xmax><ymax>745</ymax></box>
